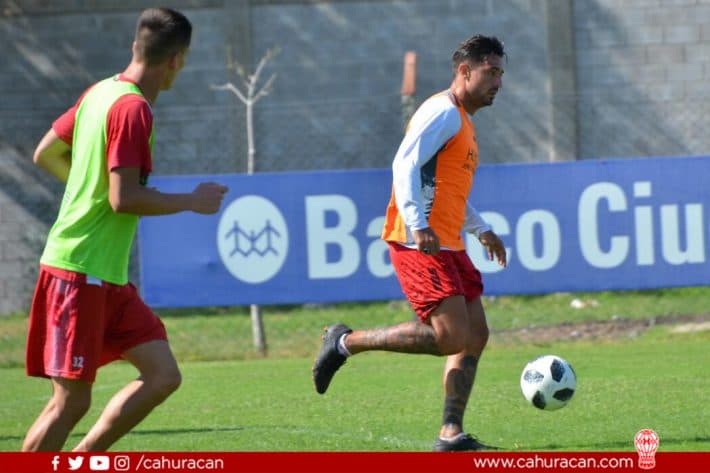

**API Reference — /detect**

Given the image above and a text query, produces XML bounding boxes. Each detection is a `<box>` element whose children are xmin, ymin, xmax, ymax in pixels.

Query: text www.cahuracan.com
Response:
<box><xmin>473</xmin><ymin>455</ymin><xmax>634</xmax><ymax>470</ymax></box>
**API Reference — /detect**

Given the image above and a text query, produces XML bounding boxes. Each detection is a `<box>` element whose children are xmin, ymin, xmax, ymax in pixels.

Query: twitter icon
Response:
<box><xmin>68</xmin><ymin>456</ymin><xmax>84</xmax><ymax>470</ymax></box>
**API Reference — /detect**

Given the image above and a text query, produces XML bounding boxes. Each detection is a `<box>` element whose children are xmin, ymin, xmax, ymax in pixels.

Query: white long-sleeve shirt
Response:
<box><xmin>392</xmin><ymin>93</ymin><xmax>491</xmax><ymax>244</ymax></box>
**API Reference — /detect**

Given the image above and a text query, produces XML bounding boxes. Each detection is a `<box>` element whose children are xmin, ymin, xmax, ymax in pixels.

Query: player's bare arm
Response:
<box><xmin>109</xmin><ymin>167</ymin><xmax>228</xmax><ymax>216</ymax></box>
<box><xmin>478</xmin><ymin>230</ymin><xmax>507</xmax><ymax>267</ymax></box>
<box><xmin>32</xmin><ymin>128</ymin><xmax>71</xmax><ymax>183</ymax></box>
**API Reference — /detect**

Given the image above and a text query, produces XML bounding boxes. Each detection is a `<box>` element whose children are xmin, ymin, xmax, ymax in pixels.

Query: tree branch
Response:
<box><xmin>253</xmin><ymin>73</ymin><xmax>277</xmax><ymax>102</ymax></box>
<box><xmin>210</xmin><ymin>82</ymin><xmax>249</xmax><ymax>104</ymax></box>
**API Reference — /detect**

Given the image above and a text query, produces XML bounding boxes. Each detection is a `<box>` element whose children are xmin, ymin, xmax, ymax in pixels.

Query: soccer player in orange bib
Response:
<box><xmin>313</xmin><ymin>35</ymin><xmax>508</xmax><ymax>451</ymax></box>
<box><xmin>23</xmin><ymin>8</ymin><xmax>227</xmax><ymax>451</ymax></box>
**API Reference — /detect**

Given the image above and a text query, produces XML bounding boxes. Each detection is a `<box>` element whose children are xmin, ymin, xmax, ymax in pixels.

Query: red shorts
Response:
<box><xmin>26</xmin><ymin>265</ymin><xmax>167</xmax><ymax>383</ymax></box>
<box><xmin>388</xmin><ymin>242</ymin><xmax>483</xmax><ymax>322</ymax></box>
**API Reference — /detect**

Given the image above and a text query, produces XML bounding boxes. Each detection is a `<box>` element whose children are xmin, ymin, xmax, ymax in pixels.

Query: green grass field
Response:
<box><xmin>2</xmin><ymin>287</ymin><xmax>708</xmax><ymax>366</ymax></box>
<box><xmin>0</xmin><ymin>288</ymin><xmax>708</xmax><ymax>452</ymax></box>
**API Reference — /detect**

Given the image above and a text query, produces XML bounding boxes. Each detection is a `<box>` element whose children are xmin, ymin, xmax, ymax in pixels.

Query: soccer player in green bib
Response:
<box><xmin>23</xmin><ymin>7</ymin><xmax>228</xmax><ymax>451</ymax></box>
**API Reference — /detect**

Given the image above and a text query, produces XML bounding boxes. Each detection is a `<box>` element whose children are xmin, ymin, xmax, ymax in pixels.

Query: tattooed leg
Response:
<box><xmin>344</xmin><ymin>321</ymin><xmax>441</xmax><ymax>355</ymax></box>
<box><xmin>440</xmin><ymin>354</ymin><xmax>478</xmax><ymax>438</ymax></box>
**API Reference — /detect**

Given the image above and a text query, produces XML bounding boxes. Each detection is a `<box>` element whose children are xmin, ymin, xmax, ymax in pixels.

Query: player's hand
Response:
<box><xmin>478</xmin><ymin>230</ymin><xmax>507</xmax><ymax>267</ymax></box>
<box><xmin>191</xmin><ymin>182</ymin><xmax>228</xmax><ymax>214</ymax></box>
<box><xmin>412</xmin><ymin>227</ymin><xmax>440</xmax><ymax>256</ymax></box>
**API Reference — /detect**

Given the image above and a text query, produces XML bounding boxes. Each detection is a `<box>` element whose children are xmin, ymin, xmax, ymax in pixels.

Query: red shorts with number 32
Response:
<box><xmin>26</xmin><ymin>265</ymin><xmax>167</xmax><ymax>383</ymax></box>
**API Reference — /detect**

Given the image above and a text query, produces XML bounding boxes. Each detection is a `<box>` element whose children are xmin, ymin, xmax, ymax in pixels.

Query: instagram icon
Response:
<box><xmin>114</xmin><ymin>455</ymin><xmax>130</xmax><ymax>471</ymax></box>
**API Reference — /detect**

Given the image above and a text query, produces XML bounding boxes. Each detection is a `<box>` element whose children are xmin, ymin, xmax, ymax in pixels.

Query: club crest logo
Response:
<box><xmin>634</xmin><ymin>429</ymin><xmax>659</xmax><ymax>469</ymax></box>
<box><xmin>217</xmin><ymin>196</ymin><xmax>289</xmax><ymax>283</ymax></box>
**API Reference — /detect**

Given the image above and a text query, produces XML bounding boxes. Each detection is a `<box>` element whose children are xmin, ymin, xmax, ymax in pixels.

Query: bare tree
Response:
<box><xmin>211</xmin><ymin>47</ymin><xmax>279</xmax><ymax>356</ymax></box>
<box><xmin>211</xmin><ymin>46</ymin><xmax>279</xmax><ymax>173</ymax></box>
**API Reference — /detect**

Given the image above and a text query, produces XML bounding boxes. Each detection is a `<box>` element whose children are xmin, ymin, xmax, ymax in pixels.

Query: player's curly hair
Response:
<box><xmin>452</xmin><ymin>34</ymin><xmax>506</xmax><ymax>74</ymax></box>
<box><xmin>134</xmin><ymin>7</ymin><xmax>192</xmax><ymax>66</ymax></box>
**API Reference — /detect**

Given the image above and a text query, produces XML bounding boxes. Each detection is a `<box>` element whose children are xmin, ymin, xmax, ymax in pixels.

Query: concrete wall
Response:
<box><xmin>573</xmin><ymin>0</ymin><xmax>710</xmax><ymax>159</ymax></box>
<box><xmin>1</xmin><ymin>0</ymin><xmax>709</xmax><ymax>314</ymax></box>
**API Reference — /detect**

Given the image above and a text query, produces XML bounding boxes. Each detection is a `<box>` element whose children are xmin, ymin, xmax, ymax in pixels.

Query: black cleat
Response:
<box><xmin>312</xmin><ymin>323</ymin><xmax>352</xmax><ymax>394</ymax></box>
<box><xmin>433</xmin><ymin>433</ymin><xmax>498</xmax><ymax>452</ymax></box>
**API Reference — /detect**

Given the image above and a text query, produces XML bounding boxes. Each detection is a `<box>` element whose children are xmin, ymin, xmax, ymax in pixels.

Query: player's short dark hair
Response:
<box><xmin>452</xmin><ymin>34</ymin><xmax>506</xmax><ymax>73</ymax></box>
<box><xmin>134</xmin><ymin>7</ymin><xmax>192</xmax><ymax>66</ymax></box>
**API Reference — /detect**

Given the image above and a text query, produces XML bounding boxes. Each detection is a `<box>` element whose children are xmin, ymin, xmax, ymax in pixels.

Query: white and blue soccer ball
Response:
<box><xmin>520</xmin><ymin>355</ymin><xmax>577</xmax><ymax>411</ymax></box>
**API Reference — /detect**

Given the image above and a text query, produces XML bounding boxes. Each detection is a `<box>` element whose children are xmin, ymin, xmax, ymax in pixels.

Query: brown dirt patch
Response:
<box><xmin>493</xmin><ymin>313</ymin><xmax>710</xmax><ymax>345</ymax></box>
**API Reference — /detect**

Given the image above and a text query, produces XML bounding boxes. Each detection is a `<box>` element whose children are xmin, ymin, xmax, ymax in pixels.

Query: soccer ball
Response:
<box><xmin>520</xmin><ymin>355</ymin><xmax>576</xmax><ymax>411</ymax></box>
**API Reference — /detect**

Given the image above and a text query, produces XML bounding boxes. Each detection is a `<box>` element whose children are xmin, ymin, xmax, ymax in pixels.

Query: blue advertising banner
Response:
<box><xmin>139</xmin><ymin>156</ymin><xmax>709</xmax><ymax>308</ymax></box>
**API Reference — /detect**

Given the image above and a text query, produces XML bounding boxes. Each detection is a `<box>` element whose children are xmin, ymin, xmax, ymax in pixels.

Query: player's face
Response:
<box><xmin>464</xmin><ymin>55</ymin><xmax>504</xmax><ymax>108</ymax></box>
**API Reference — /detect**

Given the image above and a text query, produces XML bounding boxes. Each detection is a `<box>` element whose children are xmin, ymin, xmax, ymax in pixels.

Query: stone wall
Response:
<box><xmin>1</xmin><ymin>0</ymin><xmax>708</xmax><ymax>314</ymax></box>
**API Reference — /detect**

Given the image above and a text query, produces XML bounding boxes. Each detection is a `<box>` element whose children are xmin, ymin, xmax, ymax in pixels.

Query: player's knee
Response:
<box><xmin>472</xmin><ymin>324</ymin><xmax>490</xmax><ymax>347</ymax></box>
<box><xmin>148</xmin><ymin>368</ymin><xmax>182</xmax><ymax>400</ymax></box>
<box><xmin>436</xmin><ymin>331</ymin><xmax>467</xmax><ymax>356</ymax></box>
<box><xmin>53</xmin><ymin>389</ymin><xmax>92</xmax><ymax>422</ymax></box>
<box><xmin>466</xmin><ymin>323</ymin><xmax>489</xmax><ymax>353</ymax></box>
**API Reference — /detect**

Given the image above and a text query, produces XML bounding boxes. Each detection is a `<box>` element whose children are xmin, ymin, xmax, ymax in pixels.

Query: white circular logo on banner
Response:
<box><xmin>216</xmin><ymin>196</ymin><xmax>289</xmax><ymax>284</ymax></box>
